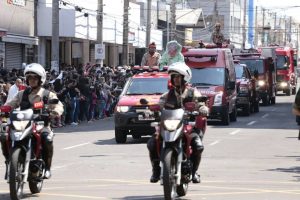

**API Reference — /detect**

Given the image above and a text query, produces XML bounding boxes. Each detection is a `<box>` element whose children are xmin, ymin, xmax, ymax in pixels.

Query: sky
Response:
<box><xmin>256</xmin><ymin>0</ymin><xmax>300</xmax><ymax>22</ymax></box>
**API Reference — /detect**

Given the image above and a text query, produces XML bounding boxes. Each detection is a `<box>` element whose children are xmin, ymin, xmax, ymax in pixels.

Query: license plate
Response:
<box><xmin>138</xmin><ymin>114</ymin><xmax>155</xmax><ymax>121</ymax></box>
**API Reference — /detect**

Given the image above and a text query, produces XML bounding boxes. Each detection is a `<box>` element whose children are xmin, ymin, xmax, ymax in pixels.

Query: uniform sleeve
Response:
<box><xmin>4</xmin><ymin>90</ymin><xmax>23</xmax><ymax>109</ymax></box>
<box><xmin>48</xmin><ymin>92</ymin><xmax>64</xmax><ymax>116</ymax></box>
<box><xmin>159</xmin><ymin>92</ymin><xmax>168</xmax><ymax>109</ymax></box>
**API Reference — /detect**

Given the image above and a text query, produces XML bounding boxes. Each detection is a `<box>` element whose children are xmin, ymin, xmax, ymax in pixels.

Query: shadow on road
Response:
<box><xmin>267</xmin><ymin>166</ymin><xmax>300</xmax><ymax>181</ymax></box>
<box><xmin>93</xmin><ymin>136</ymin><xmax>150</xmax><ymax>146</ymax></box>
<box><xmin>113</xmin><ymin>195</ymin><xmax>190</xmax><ymax>200</ymax></box>
<box><xmin>0</xmin><ymin>193</ymin><xmax>39</xmax><ymax>200</ymax></box>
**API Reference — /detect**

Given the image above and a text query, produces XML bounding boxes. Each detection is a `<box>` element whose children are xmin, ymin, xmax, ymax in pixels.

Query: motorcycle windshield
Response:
<box><xmin>161</xmin><ymin>109</ymin><xmax>184</xmax><ymax>121</ymax></box>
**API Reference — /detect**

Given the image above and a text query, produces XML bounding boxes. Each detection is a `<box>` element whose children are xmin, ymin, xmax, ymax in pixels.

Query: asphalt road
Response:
<box><xmin>0</xmin><ymin>93</ymin><xmax>300</xmax><ymax>200</ymax></box>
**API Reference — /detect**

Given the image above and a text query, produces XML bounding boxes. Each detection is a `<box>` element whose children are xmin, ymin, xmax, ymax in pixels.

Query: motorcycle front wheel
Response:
<box><xmin>163</xmin><ymin>148</ymin><xmax>177</xmax><ymax>200</ymax></box>
<box><xmin>9</xmin><ymin>148</ymin><xmax>25</xmax><ymax>200</ymax></box>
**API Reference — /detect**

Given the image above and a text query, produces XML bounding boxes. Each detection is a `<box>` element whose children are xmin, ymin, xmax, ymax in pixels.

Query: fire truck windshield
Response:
<box><xmin>190</xmin><ymin>68</ymin><xmax>224</xmax><ymax>86</ymax></box>
<box><xmin>126</xmin><ymin>78</ymin><xmax>168</xmax><ymax>95</ymax></box>
<box><xmin>239</xmin><ymin>59</ymin><xmax>264</xmax><ymax>75</ymax></box>
<box><xmin>276</xmin><ymin>55</ymin><xmax>290</xmax><ymax>70</ymax></box>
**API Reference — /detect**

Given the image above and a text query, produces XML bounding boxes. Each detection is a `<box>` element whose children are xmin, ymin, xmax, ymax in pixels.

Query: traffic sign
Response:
<box><xmin>95</xmin><ymin>44</ymin><xmax>105</xmax><ymax>60</ymax></box>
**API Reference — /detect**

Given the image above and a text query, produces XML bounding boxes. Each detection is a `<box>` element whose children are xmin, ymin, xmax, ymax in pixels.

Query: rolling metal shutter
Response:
<box><xmin>5</xmin><ymin>42</ymin><xmax>22</xmax><ymax>70</ymax></box>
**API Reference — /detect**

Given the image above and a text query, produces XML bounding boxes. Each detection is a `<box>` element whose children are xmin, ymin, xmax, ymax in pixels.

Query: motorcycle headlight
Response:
<box><xmin>164</xmin><ymin>120</ymin><xmax>181</xmax><ymax>131</ymax></box>
<box><xmin>12</xmin><ymin>120</ymin><xmax>30</xmax><ymax>131</ymax></box>
<box><xmin>116</xmin><ymin>106</ymin><xmax>130</xmax><ymax>113</ymax></box>
<box><xmin>280</xmin><ymin>82</ymin><xmax>288</xmax><ymax>87</ymax></box>
<box><xmin>214</xmin><ymin>91</ymin><xmax>223</xmax><ymax>106</ymax></box>
<box><xmin>258</xmin><ymin>80</ymin><xmax>265</xmax><ymax>87</ymax></box>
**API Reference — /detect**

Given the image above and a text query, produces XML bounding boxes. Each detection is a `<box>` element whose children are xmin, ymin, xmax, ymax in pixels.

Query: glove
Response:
<box><xmin>199</xmin><ymin>106</ymin><xmax>209</xmax><ymax>116</ymax></box>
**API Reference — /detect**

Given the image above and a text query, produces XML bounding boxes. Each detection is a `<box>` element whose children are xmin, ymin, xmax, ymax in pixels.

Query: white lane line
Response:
<box><xmin>262</xmin><ymin>114</ymin><xmax>269</xmax><ymax>118</ymax></box>
<box><xmin>229</xmin><ymin>129</ymin><xmax>241</xmax><ymax>135</ymax></box>
<box><xmin>271</xmin><ymin>108</ymin><xmax>277</xmax><ymax>111</ymax></box>
<box><xmin>209</xmin><ymin>140</ymin><xmax>220</xmax><ymax>146</ymax></box>
<box><xmin>63</xmin><ymin>142</ymin><xmax>90</xmax><ymax>150</ymax></box>
<box><xmin>247</xmin><ymin>121</ymin><xmax>257</xmax><ymax>126</ymax></box>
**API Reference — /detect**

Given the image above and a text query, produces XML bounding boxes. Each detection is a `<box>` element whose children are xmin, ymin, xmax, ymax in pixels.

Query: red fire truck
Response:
<box><xmin>274</xmin><ymin>47</ymin><xmax>296</xmax><ymax>95</ymax></box>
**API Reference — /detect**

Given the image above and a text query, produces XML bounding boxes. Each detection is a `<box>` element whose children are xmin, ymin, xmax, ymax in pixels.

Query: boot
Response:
<box><xmin>150</xmin><ymin>161</ymin><xmax>160</xmax><ymax>183</ymax></box>
<box><xmin>191</xmin><ymin>152</ymin><xmax>202</xmax><ymax>184</ymax></box>
<box><xmin>43</xmin><ymin>140</ymin><xmax>54</xmax><ymax>179</ymax></box>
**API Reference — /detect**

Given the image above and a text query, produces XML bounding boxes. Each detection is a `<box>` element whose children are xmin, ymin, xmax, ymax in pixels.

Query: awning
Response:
<box><xmin>176</xmin><ymin>9</ymin><xmax>205</xmax><ymax>28</ymax></box>
<box><xmin>2</xmin><ymin>34</ymin><xmax>38</xmax><ymax>45</ymax></box>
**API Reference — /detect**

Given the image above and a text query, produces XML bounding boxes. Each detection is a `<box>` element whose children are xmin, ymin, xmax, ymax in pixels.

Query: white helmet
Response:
<box><xmin>167</xmin><ymin>62</ymin><xmax>192</xmax><ymax>83</ymax></box>
<box><xmin>24</xmin><ymin>63</ymin><xmax>46</xmax><ymax>85</ymax></box>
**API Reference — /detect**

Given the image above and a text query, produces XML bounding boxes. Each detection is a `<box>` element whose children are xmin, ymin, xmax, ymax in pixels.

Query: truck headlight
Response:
<box><xmin>214</xmin><ymin>92</ymin><xmax>223</xmax><ymax>106</ymax></box>
<box><xmin>258</xmin><ymin>80</ymin><xmax>265</xmax><ymax>87</ymax></box>
<box><xmin>280</xmin><ymin>82</ymin><xmax>288</xmax><ymax>87</ymax></box>
<box><xmin>116</xmin><ymin>106</ymin><xmax>130</xmax><ymax>113</ymax></box>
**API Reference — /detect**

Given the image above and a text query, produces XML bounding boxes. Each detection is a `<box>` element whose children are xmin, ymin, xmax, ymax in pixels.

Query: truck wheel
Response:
<box><xmin>229</xmin><ymin>106</ymin><xmax>237</xmax><ymax>122</ymax></box>
<box><xmin>132</xmin><ymin>133</ymin><xmax>141</xmax><ymax>140</ymax></box>
<box><xmin>253</xmin><ymin>101</ymin><xmax>259</xmax><ymax>113</ymax></box>
<box><xmin>243</xmin><ymin>103</ymin><xmax>251</xmax><ymax>116</ymax></box>
<box><xmin>271</xmin><ymin>96</ymin><xmax>276</xmax><ymax>104</ymax></box>
<box><xmin>221</xmin><ymin>108</ymin><xmax>230</xmax><ymax>125</ymax></box>
<box><xmin>262</xmin><ymin>95</ymin><xmax>270</xmax><ymax>106</ymax></box>
<box><xmin>286</xmin><ymin>89</ymin><xmax>291</xmax><ymax>96</ymax></box>
<box><xmin>292</xmin><ymin>87</ymin><xmax>296</xmax><ymax>95</ymax></box>
<box><xmin>115</xmin><ymin>128</ymin><xmax>127</xmax><ymax>144</ymax></box>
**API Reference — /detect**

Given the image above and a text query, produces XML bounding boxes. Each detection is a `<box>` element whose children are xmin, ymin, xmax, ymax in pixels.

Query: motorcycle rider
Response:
<box><xmin>0</xmin><ymin>63</ymin><xmax>64</xmax><ymax>179</ymax></box>
<box><xmin>147</xmin><ymin>62</ymin><xmax>209</xmax><ymax>183</ymax></box>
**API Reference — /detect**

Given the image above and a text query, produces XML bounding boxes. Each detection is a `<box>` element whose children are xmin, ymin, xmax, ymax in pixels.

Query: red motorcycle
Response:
<box><xmin>149</xmin><ymin>96</ymin><xmax>207</xmax><ymax>200</ymax></box>
<box><xmin>0</xmin><ymin>99</ymin><xmax>58</xmax><ymax>200</ymax></box>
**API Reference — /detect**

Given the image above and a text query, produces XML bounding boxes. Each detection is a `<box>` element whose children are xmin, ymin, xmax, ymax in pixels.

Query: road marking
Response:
<box><xmin>271</xmin><ymin>108</ymin><xmax>277</xmax><ymax>111</ymax></box>
<box><xmin>247</xmin><ymin>121</ymin><xmax>256</xmax><ymax>126</ymax></box>
<box><xmin>262</xmin><ymin>114</ymin><xmax>269</xmax><ymax>118</ymax></box>
<box><xmin>229</xmin><ymin>129</ymin><xmax>241</xmax><ymax>135</ymax></box>
<box><xmin>209</xmin><ymin>140</ymin><xmax>220</xmax><ymax>146</ymax></box>
<box><xmin>63</xmin><ymin>142</ymin><xmax>90</xmax><ymax>150</ymax></box>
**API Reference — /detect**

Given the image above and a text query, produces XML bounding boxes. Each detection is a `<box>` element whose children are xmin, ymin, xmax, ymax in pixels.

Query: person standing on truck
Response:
<box><xmin>211</xmin><ymin>23</ymin><xmax>225</xmax><ymax>47</ymax></box>
<box><xmin>159</xmin><ymin>40</ymin><xmax>184</xmax><ymax>70</ymax></box>
<box><xmin>140</xmin><ymin>42</ymin><xmax>161</xmax><ymax>68</ymax></box>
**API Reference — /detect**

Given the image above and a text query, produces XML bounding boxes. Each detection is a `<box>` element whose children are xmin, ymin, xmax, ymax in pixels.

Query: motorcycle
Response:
<box><xmin>0</xmin><ymin>99</ymin><xmax>58</xmax><ymax>200</ymax></box>
<box><xmin>149</xmin><ymin>96</ymin><xmax>208</xmax><ymax>200</ymax></box>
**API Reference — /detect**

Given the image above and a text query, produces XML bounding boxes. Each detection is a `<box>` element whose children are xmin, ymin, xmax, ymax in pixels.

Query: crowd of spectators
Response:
<box><xmin>0</xmin><ymin>64</ymin><xmax>133</xmax><ymax>128</ymax></box>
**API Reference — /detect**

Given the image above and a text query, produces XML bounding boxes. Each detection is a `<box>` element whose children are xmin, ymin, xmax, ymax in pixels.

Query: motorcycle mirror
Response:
<box><xmin>140</xmin><ymin>98</ymin><xmax>149</xmax><ymax>105</ymax></box>
<box><xmin>184</xmin><ymin>102</ymin><xmax>196</xmax><ymax>112</ymax></box>
<box><xmin>0</xmin><ymin>105</ymin><xmax>12</xmax><ymax>113</ymax></box>
<box><xmin>149</xmin><ymin>105</ymin><xmax>160</xmax><ymax>112</ymax></box>
<box><xmin>34</xmin><ymin>101</ymin><xmax>44</xmax><ymax>109</ymax></box>
<box><xmin>48</xmin><ymin>99</ymin><xmax>59</xmax><ymax>104</ymax></box>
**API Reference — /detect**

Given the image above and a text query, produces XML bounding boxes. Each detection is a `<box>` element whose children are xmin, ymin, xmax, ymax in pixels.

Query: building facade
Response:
<box><xmin>0</xmin><ymin>0</ymin><xmax>38</xmax><ymax>70</ymax></box>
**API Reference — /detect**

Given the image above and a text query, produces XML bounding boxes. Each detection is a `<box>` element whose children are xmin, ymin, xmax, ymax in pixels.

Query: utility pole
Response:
<box><xmin>273</xmin><ymin>13</ymin><xmax>277</xmax><ymax>44</ymax></box>
<box><xmin>122</xmin><ymin>0</ymin><xmax>129</xmax><ymax>65</ymax></box>
<box><xmin>51</xmin><ymin>0</ymin><xmax>59</xmax><ymax>73</ymax></box>
<box><xmin>242</xmin><ymin>0</ymin><xmax>247</xmax><ymax>49</ymax></box>
<box><xmin>170</xmin><ymin>0</ymin><xmax>176</xmax><ymax>41</ymax></box>
<box><xmin>146</xmin><ymin>0</ymin><xmax>151</xmax><ymax>46</ymax></box>
<box><xmin>96</xmin><ymin>0</ymin><xmax>104</xmax><ymax>66</ymax></box>
<box><xmin>289</xmin><ymin>16</ymin><xmax>292</xmax><ymax>43</ymax></box>
<box><xmin>255</xmin><ymin>6</ymin><xmax>258</xmax><ymax>47</ymax></box>
<box><xmin>284</xmin><ymin>17</ymin><xmax>287</xmax><ymax>46</ymax></box>
<box><xmin>261</xmin><ymin>8</ymin><xmax>265</xmax><ymax>46</ymax></box>
<box><xmin>34</xmin><ymin>0</ymin><xmax>38</xmax><ymax>62</ymax></box>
